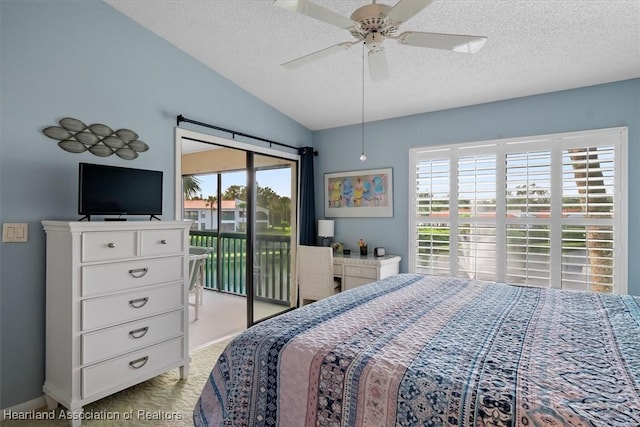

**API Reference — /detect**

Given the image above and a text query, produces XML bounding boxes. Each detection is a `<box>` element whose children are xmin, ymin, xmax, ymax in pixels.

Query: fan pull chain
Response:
<box><xmin>360</xmin><ymin>41</ymin><xmax>367</xmax><ymax>162</ymax></box>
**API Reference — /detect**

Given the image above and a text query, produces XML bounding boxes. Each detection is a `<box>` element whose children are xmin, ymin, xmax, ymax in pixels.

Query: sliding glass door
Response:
<box><xmin>252</xmin><ymin>153</ymin><xmax>298</xmax><ymax>322</ymax></box>
<box><xmin>179</xmin><ymin>130</ymin><xmax>298</xmax><ymax>327</ymax></box>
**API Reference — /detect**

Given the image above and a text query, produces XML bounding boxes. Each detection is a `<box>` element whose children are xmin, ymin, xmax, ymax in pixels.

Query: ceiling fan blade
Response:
<box><xmin>386</xmin><ymin>0</ymin><xmax>434</xmax><ymax>25</ymax></box>
<box><xmin>397</xmin><ymin>31</ymin><xmax>487</xmax><ymax>53</ymax></box>
<box><xmin>281</xmin><ymin>42</ymin><xmax>356</xmax><ymax>69</ymax></box>
<box><xmin>273</xmin><ymin>0</ymin><xmax>358</xmax><ymax>30</ymax></box>
<box><xmin>368</xmin><ymin>48</ymin><xmax>390</xmax><ymax>81</ymax></box>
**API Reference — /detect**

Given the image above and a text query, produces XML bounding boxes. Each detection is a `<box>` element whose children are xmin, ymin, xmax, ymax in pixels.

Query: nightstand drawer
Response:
<box><xmin>82</xmin><ymin>256</ymin><xmax>183</xmax><ymax>296</ymax></box>
<box><xmin>82</xmin><ymin>282</ymin><xmax>183</xmax><ymax>331</ymax></box>
<box><xmin>141</xmin><ymin>229</ymin><xmax>184</xmax><ymax>256</ymax></box>
<box><xmin>82</xmin><ymin>337</ymin><xmax>183</xmax><ymax>399</ymax></box>
<box><xmin>82</xmin><ymin>310</ymin><xmax>183</xmax><ymax>365</ymax></box>
<box><xmin>344</xmin><ymin>265</ymin><xmax>377</xmax><ymax>280</ymax></box>
<box><xmin>333</xmin><ymin>264</ymin><xmax>343</xmax><ymax>276</ymax></box>
<box><xmin>344</xmin><ymin>276</ymin><xmax>372</xmax><ymax>291</ymax></box>
<box><xmin>82</xmin><ymin>231</ymin><xmax>137</xmax><ymax>262</ymax></box>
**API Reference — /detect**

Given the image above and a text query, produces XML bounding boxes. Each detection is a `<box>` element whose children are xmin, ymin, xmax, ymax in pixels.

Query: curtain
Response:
<box><xmin>299</xmin><ymin>146</ymin><xmax>316</xmax><ymax>245</ymax></box>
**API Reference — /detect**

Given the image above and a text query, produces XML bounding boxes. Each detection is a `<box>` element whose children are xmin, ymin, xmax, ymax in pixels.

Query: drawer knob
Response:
<box><xmin>129</xmin><ymin>327</ymin><xmax>149</xmax><ymax>339</ymax></box>
<box><xmin>107</xmin><ymin>243</ymin><xmax>116</xmax><ymax>248</ymax></box>
<box><xmin>160</xmin><ymin>239</ymin><xmax>168</xmax><ymax>245</ymax></box>
<box><xmin>129</xmin><ymin>297</ymin><xmax>149</xmax><ymax>309</ymax></box>
<box><xmin>128</xmin><ymin>356</ymin><xmax>149</xmax><ymax>369</ymax></box>
<box><xmin>128</xmin><ymin>268</ymin><xmax>148</xmax><ymax>278</ymax></box>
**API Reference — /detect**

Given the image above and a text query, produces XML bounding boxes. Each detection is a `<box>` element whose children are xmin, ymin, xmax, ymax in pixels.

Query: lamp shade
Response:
<box><xmin>317</xmin><ymin>220</ymin><xmax>334</xmax><ymax>238</ymax></box>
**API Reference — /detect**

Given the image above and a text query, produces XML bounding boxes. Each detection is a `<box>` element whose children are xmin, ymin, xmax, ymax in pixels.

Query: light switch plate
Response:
<box><xmin>2</xmin><ymin>223</ymin><xmax>28</xmax><ymax>242</ymax></box>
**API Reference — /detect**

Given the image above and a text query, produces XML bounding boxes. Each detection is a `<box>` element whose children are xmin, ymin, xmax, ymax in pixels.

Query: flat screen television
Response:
<box><xmin>78</xmin><ymin>162</ymin><xmax>163</xmax><ymax>220</ymax></box>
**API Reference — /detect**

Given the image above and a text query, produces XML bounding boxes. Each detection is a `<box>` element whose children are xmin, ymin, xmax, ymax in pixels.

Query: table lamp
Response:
<box><xmin>317</xmin><ymin>220</ymin><xmax>334</xmax><ymax>247</ymax></box>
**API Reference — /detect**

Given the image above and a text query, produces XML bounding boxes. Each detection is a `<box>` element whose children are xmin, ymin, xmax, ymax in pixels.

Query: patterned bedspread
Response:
<box><xmin>194</xmin><ymin>274</ymin><xmax>640</xmax><ymax>426</ymax></box>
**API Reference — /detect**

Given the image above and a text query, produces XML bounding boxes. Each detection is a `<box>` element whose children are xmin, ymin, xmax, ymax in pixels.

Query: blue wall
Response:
<box><xmin>0</xmin><ymin>0</ymin><xmax>311</xmax><ymax>409</ymax></box>
<box><xmin>313</xmin><ymin>79</ymin><xmax>640</xmax><ymax>294</ymax></box>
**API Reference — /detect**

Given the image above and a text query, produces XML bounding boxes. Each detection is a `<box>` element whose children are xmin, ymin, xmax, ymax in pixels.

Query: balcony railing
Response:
<box><xmin>189</xmin><ymin>231</ymin><xmax>292</xmax><ymax>305</ymax></box>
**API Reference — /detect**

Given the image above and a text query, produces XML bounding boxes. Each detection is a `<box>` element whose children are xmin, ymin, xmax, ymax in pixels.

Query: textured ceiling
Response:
<box><xmin>104</xmin><ymin>0</ymin><xmax>640</xmax><ymax>131</ymax></box>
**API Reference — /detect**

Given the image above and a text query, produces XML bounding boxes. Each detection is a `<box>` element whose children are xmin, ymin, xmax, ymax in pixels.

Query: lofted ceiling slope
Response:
<box><xmin>104</xmin><ymin>0</ymin><xmax>640</xmax><ymax>131</ymax></box>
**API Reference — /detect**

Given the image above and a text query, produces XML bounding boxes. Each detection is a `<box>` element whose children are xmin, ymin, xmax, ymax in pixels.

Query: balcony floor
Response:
<box><xmin>189</xmin><ymin>289</ymin><xmax>292</xmax><ymax>350</ymax></box>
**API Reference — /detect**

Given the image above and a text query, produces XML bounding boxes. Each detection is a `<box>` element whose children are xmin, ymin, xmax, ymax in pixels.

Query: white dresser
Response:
<box><xmin>333</xmin><ymin>254</ymin><xmax>401</xmax><ymax>290</ymax></box>
<box><xmin>41</xmin><ymin>220</ymin><xmax>192</xmax><ymax>426</ymax></box>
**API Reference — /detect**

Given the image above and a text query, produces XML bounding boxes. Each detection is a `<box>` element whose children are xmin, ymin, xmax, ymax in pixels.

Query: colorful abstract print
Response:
<box><xmin>194</xmin><ymin>274</ymin><xmax>640</xmax><ymax>426</ymax></box>
<box><xmin>327</xmin><ymin>173</ymin><xmax>388</xmax><ymax>208</ymax></box>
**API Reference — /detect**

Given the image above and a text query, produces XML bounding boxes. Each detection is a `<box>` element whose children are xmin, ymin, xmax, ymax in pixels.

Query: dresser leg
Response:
<box><xmin>67</xmin><ymin>407</ymin><xmax>83</xmax><ymax>427</ymax></box>
<box><xmin>180</xmin><ymin>363</ymin><xmax>190</xmax><ymax>380</ymax></box>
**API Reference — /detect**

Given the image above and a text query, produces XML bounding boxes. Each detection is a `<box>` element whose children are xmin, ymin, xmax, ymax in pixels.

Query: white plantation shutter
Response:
<box><xmin>457</xmin><ymin>154</ymin><xmax>497</xmax><ymax>280</ymax></box>
<box><xmin>458</xmin><ymin>154</ymin><xmax>497</xmax><ymax>216</ymax></box>
<box><xmin>458</xmin><ymin>223</ymin><xmax>497</xmax><ymax>280</ymax></box>
<box><xmin>561</xmin><ymin>146</ymin><xmax>616</xmax><ymax>292</ymax></box>
<box><xmin>415</xmin><ymin>157</ymin><xmax>451</xmax><ymax>275</ymax></box>
<box><xmin>409</xmin><ymin>127</ymin><xmax>628</xmax><ymax>294</ymax></box>
<box><xmin>504</xmin><ymin>150</ymin><xmax>552</xmax><ymax>286</ymax></box>
<box><xmin>505</xmin><ymin>151</ymin><xmax>551</xmax><ymax>214</ymax></box>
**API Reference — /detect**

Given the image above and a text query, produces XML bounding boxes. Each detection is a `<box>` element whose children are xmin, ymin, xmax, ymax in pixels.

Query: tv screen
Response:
<box><xmin>78</xmin><ymin>163</ymin><xmax>163</xmax><ymax>219</ymax></box>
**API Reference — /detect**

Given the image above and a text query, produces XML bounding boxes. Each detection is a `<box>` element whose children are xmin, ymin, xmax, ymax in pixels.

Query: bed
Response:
<box><xmin>193</xmin><ymin>273</ymin><xmax>640</xmax><ymax>426</ymax></box>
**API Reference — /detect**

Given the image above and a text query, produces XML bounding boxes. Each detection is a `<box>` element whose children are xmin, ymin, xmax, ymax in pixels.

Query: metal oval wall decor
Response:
<box><xmin>42</xmin><ymin>117</ymin><xmax>149</xmax><ymax>160</ymax></box>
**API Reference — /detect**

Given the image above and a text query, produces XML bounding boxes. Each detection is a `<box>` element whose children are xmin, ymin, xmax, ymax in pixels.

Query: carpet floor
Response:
<box><xmin>1</xmin><ymin>338</ymin><xmax>232</xmax><ymax>427</ymax></box>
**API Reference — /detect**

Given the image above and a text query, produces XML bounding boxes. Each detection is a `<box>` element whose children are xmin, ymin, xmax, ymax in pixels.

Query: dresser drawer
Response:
<box><xmin>82</xmin><ymin>337</ymin><xmax>183</xmax><ymax>399</ymax></box>
<box><xmin>141</xmin><ymin>229</ymin><xmax>184</xmax><ymax>257</ymax></box>
<box><xmin>82</xmin><ymin>310</ymin><xmax>183</xmax><ymax>365</ymax></box>
<box><xmin>82</xmin><ymin>282</ymin><xmax>184</xmax><ymax>331</ymax></box>
<box><xmin>82</xmin><ymin>256</ymin><xmax>183</xmax><ymax>296</ymax></box>
<box><xmin>344</xmin><ymin>265</ymin><xmax>377</xmax><ymax>280</ymax></box>
<box><xmin>82</xmin><ymin>231</ymin><xmax>137</xmax><ymax>262</ymax></box>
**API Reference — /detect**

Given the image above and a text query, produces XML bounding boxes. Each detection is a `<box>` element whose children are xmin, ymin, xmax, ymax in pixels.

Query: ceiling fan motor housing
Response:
<box><xmin>350</xmin><ymin>3</ymin><xmax>398</xmax><ymax>42</ymax></box>
<box><xmin>365</xmin><ymin>32</ymin><xmax>385</xmax><ymax>49</ymax></box>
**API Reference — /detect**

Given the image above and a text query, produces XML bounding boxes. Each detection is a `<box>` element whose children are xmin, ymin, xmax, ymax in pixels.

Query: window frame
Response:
<box><xmin>408</xmin><ymin>127</ymin><xmax>628</xmax><ymax>294</ymax></box>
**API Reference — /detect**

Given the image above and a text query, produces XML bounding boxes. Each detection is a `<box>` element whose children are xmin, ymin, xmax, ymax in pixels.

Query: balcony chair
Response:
<box><xmin>188</xmin><ymin>246</ymin><xmax>213</xmax><ymax>320</ymax></box>
<box><xmin>298</xmin><ymin>245</ymin><xmax>341</xmax><ymax>306</ymax></box>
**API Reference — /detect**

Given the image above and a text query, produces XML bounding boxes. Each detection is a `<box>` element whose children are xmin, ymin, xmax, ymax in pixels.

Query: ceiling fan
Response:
<box><xmin>274</xmin><ymin>0</ymin><xmax>487</xmax><ymax>81</ymax></box>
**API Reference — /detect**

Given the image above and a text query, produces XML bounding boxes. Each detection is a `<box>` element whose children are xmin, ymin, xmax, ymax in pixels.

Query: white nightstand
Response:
<box><xmin>333</xmin><ymin>253</ymin><xmax>401</xmax><ymax>291</ymax></box>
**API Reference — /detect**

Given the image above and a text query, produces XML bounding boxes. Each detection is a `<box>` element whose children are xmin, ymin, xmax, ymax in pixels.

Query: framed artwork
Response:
<box><xmin>324</xmin><ymin>168</ymin><xmax>393</xmax><ymax>218</ymax></box>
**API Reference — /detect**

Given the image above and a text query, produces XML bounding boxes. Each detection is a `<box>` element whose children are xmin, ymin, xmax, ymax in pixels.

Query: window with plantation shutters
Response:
<box><xmin>409</xmin><ymin>127</ymin><xmax>628</xmax><ymax>294</ymax></box>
